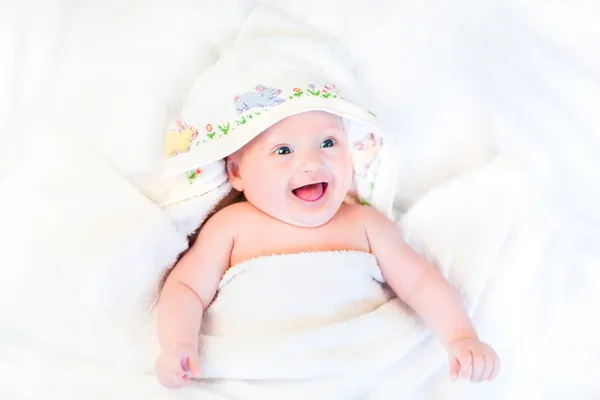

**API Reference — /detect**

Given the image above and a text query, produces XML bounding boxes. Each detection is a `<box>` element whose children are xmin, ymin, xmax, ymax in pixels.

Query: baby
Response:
<box><xmin>155</xmin><ymin>110</ymin><xmax>500</xmax><ymax>389</ymax></box>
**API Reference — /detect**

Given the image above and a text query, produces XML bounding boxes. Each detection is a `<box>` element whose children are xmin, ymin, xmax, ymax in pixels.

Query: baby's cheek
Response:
<box><xmin>255</xmin><ymin>174</ymin><xmax>283</xmax><ymax>198</ymax></box>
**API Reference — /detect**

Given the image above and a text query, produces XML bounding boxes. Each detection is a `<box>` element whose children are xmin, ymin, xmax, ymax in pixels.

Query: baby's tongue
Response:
<box><xmin>293</xmin><ymin>183</ymin><xmax>324</xmax><ymax>201</ymax></box>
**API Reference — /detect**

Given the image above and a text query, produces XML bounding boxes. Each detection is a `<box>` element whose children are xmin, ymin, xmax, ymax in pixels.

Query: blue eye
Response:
<box><xmin>321</xmin><ymin>138</ymin><xmax>336</xmax><ymax>148</ymax></box>
<box><xmin>275</xmin><ymin>146</ymin><xmax>292</xmax><ymax>155</ymax></box>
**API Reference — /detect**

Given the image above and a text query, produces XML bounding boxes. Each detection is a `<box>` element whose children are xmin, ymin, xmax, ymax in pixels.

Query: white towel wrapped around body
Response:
<box><xmin>194</xmin><ymin>250</ymin><xmax>448</xmax><ymax>398</ymax></box>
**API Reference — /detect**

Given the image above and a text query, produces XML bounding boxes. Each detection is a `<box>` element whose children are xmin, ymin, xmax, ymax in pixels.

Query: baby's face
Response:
<box><xmin>227</xmin><ymin>111</ymin><xmax>353</xmax><ymax>227</ymax></box>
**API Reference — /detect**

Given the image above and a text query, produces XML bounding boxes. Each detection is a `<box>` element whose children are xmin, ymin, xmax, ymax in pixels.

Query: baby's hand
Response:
<box><xmin>448</xmin><ymin>338</ymin><xmax>500</xmax><ymax>382</ymax></box>
<box><xmin>155</xmin><ymin>345</ymin><xmax>201</xmax><ymax>389</ymax></box>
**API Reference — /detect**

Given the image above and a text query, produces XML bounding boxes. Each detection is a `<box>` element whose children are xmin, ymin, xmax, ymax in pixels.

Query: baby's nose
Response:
<box><xmin>302</xmin><ymin>153</ymin><xmax>324</xmax><ymax>172</ymax></box>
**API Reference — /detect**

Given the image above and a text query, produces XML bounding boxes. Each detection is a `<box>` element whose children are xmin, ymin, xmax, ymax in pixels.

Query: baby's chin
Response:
<box><xmin>254</xmin><ymin>195</ymin><xmax>346</xmax><ymax>228</ymax></box>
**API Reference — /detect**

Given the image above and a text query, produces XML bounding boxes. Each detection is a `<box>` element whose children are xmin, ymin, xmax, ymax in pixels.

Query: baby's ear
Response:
<box><xmin>226</xmin><ymin>156</ymin><xmax>244</xmax><ymax>192</ymax></box>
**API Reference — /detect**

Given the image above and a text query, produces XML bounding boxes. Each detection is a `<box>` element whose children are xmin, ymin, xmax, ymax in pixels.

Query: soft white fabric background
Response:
<box><xmin>1</xmin><ymin>0</ymin><xmax>599</xmax><ymax>399</ymax></box>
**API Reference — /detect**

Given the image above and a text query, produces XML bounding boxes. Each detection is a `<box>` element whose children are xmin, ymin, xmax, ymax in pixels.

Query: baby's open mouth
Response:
<box><xmin>292</xmin><ymin>182</ymin><xmax>328</xmax><ymax>202</ymax></box>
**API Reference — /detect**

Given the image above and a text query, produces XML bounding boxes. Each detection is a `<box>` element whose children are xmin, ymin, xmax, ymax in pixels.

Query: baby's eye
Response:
<box><xmin>275</xmin><ymin>146</ymin><xmax>292</xmax><ymax>155</ymax></box>
<box><xmin>320</xmin><ymin>138</ymin><xmax>336</xmax><ymax>148</ymax></box>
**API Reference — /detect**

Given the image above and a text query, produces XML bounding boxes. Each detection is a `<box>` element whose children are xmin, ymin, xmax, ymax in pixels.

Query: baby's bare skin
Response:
<box><xmin>155</xmin><ymin>111</ymin><xmax>500</xmax><ymax>389</ymax></box>
<box><xmin>229</xmin><ymin>201</ymin><xmax>370</xmax><ymax>267</ymax></box>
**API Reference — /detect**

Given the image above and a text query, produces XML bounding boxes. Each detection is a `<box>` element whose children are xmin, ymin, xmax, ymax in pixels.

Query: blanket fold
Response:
<box><xmin>196</xmin><ymin>250</ymin><xmax>442</xmax><ymax>394</ymax></box>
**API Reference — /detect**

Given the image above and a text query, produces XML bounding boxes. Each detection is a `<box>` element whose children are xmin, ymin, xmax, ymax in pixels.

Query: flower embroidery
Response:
<box><xmin>323</xmin><ymin>84</ymin><xmax>339</xmax><ymax>98</ymax></box>
<box><xmin>206</xmin><ymin>123</ymin><xmax>216</xmax><ymax>139</ymax></box>
<box><xmin>235</xmin><ymin>115</ymin><xmax>247</xmax><ymax>125</ymax></box>
<box><xmin>291</xmin><ymin>87</ymin><xmax>304</xmax><ymax>98</ymax></box>
<box><xmin>218</xmin><ymin>122</ymin><xmax>231</xmax><ymax>135</ymax></box>
<box><xmin>177</xmin><ymin>84</ymin><xmax>363</xmax><ymax>151</ymax></box>
<box><xmin>306</xmin><ymin>84</ymin><xmax>320</xmax><ymax>96</ymax></box>
<box><xmin>173</xmin><ymin>83</ymin><xmax>381</xmax><ymax>207</ymax></box>
<box><xmin>186</xmin><ymin>168</ymin><xmax>204</xmax><ymax>184</ymax></box>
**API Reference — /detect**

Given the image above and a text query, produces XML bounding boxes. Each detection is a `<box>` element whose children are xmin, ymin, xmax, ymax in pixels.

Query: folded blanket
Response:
<box><xmin>187</xmin><ymin>250</ymin><xmax>468</xmax><ymax>399</ymax></box>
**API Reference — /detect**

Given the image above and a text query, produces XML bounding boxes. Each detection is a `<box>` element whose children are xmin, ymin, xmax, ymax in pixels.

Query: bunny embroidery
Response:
<box><xmin>165</xmin><ymin>120</ymin><xmax>199</xmax><ymax>158</ymax></box>
<box><xmin>352</xmin><ymin>132</ymin><xmax>383</xmax><ymax>178</ymax></box>
<box><xmin>234</xmin><ymin>85</ymin><xmax>285</xmax><ymax>114</ymax></box>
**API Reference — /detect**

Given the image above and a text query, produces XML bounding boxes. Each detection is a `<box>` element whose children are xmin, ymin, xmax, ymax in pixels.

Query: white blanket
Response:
<box><xmin>197</xmin><ymin>251</ymin><xmax>442</xmax><ymax>398</ymax></box>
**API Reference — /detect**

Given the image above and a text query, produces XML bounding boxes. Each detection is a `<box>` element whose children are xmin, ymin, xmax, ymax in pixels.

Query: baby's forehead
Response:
<box><xmin>263</xmin><ymin>111</ymin><xmax>344</xmax><ymax>138</ymax></box>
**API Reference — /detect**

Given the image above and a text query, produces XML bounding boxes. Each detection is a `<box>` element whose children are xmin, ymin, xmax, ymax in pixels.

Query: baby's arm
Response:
<box><xmin>155</xmin><ymin>208</ymin><xmax>235</xmax><ymax>388</ymax></box>
<box><xmin>364</xmin><ymin>207</ymin><xmax>499</xmax><ymax>381</ymax></box>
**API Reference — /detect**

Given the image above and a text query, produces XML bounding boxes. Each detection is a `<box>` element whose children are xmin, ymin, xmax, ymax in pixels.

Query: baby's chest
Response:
<box><xmin>231</xmin><ymin>219</ymin><xmax>370</xmax><ymax>267</ymax></box>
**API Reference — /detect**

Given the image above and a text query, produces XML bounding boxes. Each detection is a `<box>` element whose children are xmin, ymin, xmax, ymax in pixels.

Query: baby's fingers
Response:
<box><xmin>479</xmin><ymin>353</ymin><xmax>495</xmax><ymax>382</ymax></box>
<box><xmin>186</xmin><ymin>356</ymin><xmax>202</xmax><ymax>379</ymax></box>
<box><xmin>470</xmin><ymin>352</ymin><xmax>487</xmax><ymax>382</ymax></box>
<box><xmin>458</xmin><ymin>350</ymin><xmax>472</xmax><ymax>380</ymax></box>
<box><xmin>449</xmin><ymin>349</ymin><xmax>472</xmax><ymax>380</ymax></box>
<box><xmin>488</xmin><ymin>349</ymin><xmax>501</xmax><ymax>381</ymax></box>
<box><xmin>159</xmin><ymin>368</ymin><xmax>188</xmax><ymax>389</ymax></box>
<box><xmin>449</xmin><ymin>356</ymin><xmax>460</xmax><ymax>381</ymax></box>
<box><xmin>168</xmin><ymin>363</ymin><xmax>194</xmax><ymax>388</ymax></box>
<box><xmin>174</xmin><ymin>373</ymin><xmax>191</xmax><ymax>388</ymax></box>
<box><xmin>181</xmin><ymin>355</ymin><xmax>202</xmax><ymax>380</ymax></box>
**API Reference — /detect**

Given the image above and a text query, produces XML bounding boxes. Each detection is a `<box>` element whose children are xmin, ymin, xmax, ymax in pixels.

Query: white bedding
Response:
<box><xmin>1</xmin><ymin>1</ymin><xmax>600</xmax><ymax>399</ymax></box>
<box><xmin>197</xmin><ymin>250</ymin><xmax>441</xmax><ymax>399</ymax></box>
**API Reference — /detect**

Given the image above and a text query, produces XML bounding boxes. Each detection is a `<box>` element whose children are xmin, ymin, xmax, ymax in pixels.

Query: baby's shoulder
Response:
<box><xmin>206</xmin><ymin>201</ymin><xmax>260</xmax><ymax>229</ymax></box>
<box><xmin>217</xmin><ymin>200</ymin><xmax>254</xmax><ymax>215</ymax></box>
<box><xmin>339</xmin><ymin>203</ymin><xmax>383</xmax><ymax>221</ymax></box>
<box><xmin>338</xmin><ymin>203</ymin><xmax>395</xmax><ymax>230</ymax></box>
